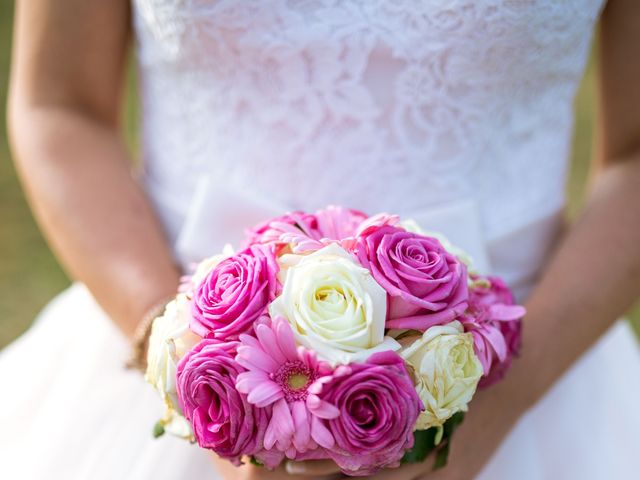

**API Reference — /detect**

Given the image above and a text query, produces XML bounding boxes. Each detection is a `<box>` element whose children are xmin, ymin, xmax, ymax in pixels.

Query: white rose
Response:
<box><xmin>145</xmin><ymin>294</ymin><xmax>200</xmax><ymax>438</ymax></box>
<box><xmin>400</xmin><ymin>219</ymin><xmax>475</xmax><ymax>271</ymax></box>
<box><xmin>399</xmin><ymin>321</ymin><xmax>483</xmax><ymax>434</ymax></box>
<box><xmin>269</xmin><ymin>243</ymin><xmax>399</xmax><ymax>365</ymax></box>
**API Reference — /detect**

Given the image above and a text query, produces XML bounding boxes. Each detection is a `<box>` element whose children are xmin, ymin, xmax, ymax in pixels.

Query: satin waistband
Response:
<box><xmin>144</xmin><ymin>174</ymin><xmax>563</xmax><ymax>303</ymax></box>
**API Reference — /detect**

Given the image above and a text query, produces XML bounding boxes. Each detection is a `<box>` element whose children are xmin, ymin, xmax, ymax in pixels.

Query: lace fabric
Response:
<box><xmin>132</xmin><ymin>0</ymin><xmax>603</xmax><ymax>242</ymax></box>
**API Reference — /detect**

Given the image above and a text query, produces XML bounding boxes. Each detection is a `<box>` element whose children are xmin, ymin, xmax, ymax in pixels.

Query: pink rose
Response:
<box><xmin>462</xmin><ymin>276</ymin><xmax>525</xmax><ymax>388</ymax></box>
<box><xmin>317</xmin><ymin>351</ymin><xmax>422</xmax><ymax>476</ymax></box>
<box><xmin>355</xmin><ymin>225</ymin><xmax>468</xmax><ymax>331</ymax></box>
<box><xmin>176</xmin><ymin>340</ymin><xmax>268</xmax><ymax>464</ymax></box>
<box><xmin>191</xmin><ymin>244</ymin><xmax>279</xmax><ymax>339</ymax></box>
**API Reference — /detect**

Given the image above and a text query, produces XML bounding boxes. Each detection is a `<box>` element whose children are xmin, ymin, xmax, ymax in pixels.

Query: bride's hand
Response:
<box><xmin>210</xmin><ymin>453</ymin><xmax>343</xmax><ymax>480</ymax></box>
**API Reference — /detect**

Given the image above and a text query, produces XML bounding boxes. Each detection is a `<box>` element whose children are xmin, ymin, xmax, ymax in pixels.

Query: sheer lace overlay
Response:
<box><xmin>132</xmin><ymin>0</ymin><xmax>603</xmax><ymax>240</ymax></box>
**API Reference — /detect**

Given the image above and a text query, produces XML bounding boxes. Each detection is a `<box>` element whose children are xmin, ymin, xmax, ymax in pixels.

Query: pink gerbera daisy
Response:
<box><xmin>235</xmin><ymin>316</ymin><xmax>339</xmax><ymax>456</ymax></box>
<box><xmin>243</xmin><ymin>206</ymin><xmax>369</xmax><ymax>254</ymax></box>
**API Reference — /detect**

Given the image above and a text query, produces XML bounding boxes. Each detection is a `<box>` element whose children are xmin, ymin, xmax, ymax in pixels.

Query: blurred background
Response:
<box><xmin>1</xmin><ymin>0</ymin><xmax>638</xmax><ymax>348</ymax></box>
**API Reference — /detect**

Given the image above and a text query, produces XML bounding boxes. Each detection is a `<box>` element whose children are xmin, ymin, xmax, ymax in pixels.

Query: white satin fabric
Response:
<box><xmin>149</xmin><ymin>173</ymin><xmax>560</xmax><ymax>302</ymax></box>
<box><xmin>2</xmin><ymin>0</ymin><xmax>640</xmax><ymax>478</ymax></box>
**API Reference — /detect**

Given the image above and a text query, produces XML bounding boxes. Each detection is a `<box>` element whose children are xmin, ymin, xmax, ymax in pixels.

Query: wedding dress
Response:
<box><xmin>2</xmin><ymin>1</ymin><xmax>639</xmax><ymax>478</ymax></box>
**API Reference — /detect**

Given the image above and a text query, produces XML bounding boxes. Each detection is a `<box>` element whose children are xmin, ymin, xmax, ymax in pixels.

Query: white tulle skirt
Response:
<box><xmin>1</xmin><ymin>283</ymin><xmax>639</xmax><ymax>479</ymax></box>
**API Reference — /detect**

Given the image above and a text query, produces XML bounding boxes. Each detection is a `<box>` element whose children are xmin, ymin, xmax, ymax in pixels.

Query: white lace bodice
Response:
<box><xmin>132</xmin><ymin>0</ymin><xmax>603</xmax><ymax>291</ymax></box>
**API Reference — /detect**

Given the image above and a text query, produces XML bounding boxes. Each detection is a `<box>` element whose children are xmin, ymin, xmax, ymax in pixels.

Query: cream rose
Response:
<box><xmin>145</xmin><ymin>294</ymin><xmax>201</xmax><ymax>438</ymax></box>
<box><xmin>399</xmin><ymin>320</ymin><xmax>483</xmax><ymax>434</ymax></box>
<box><xmin>269</xmin><ymin>243</ymin><xmax>398</xmax><ymax>365</ymax></box>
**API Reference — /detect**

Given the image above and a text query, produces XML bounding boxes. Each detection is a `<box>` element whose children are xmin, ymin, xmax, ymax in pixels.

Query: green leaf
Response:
<box><xmin>433</xmin><ymin>441</ymin><xmax>450</xmax><ymax>470</ymax></box>
<box><xmin>432</xmin><ymin>412</ymin><xmax>466</xmax><ymax>470</ymax></box>
<box><xmin>401</xmin><ymin>412</ymin><xmax>467</xmax><ymax>466</ymax></box>
<box><xmin>401</xmin><ymin>427</ymin><xmax>439</xmax><ymax>464</ymax></box>
<box><xmin>442</xmin><ymin>411</ymin><xmax>465</xmax><ymax>438</ymax></box>
<box><xmin>152</xmin><ymin>421</ymin><xmax>165</xmax><ymax>438</ymax></box>
<box><xmin>392</xmin><ymin>329</ymin><xmax>423</xmax><ymax>341</ymax></box>
<box><xmin>249</xmin><ymin>456</ymin><xmax>263</xmax><ymax>467</ymax></box>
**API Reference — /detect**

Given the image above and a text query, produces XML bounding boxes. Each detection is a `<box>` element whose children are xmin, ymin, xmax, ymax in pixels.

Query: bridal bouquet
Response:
<box><xmin>145</xmin><ymin>206</ymin><xmax>525</xmax><ymax>476</ymax></box>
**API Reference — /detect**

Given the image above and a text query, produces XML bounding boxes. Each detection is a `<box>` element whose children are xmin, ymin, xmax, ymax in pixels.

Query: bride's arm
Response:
<box><xmin>8</xmin><ymin>0</ymin><xmax>180</xmax><ymax>337</ymax></box>
<box><xmin>513</xmin><ymin>0</ymin><xmax>640</xmax><ymax>411</ymax></box>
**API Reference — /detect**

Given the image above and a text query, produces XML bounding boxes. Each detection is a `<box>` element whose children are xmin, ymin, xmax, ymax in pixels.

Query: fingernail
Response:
<box><xmin>285</xmin><ymin>461</ymin><xmax>306</xmax><ymax>475</ymax></box>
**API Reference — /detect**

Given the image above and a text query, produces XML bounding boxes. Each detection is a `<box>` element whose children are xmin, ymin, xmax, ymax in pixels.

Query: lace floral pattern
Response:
<box><xmin>133</xmin><ymin>0</ymin><xmax>603</xmax><ymax>239</ymax></box>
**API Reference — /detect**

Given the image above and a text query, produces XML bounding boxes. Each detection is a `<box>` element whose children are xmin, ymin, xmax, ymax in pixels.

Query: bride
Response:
<box><xmin>2</xmin><ymin>0</ymin><xmax>640</xmax><ymax>478</ymax></box>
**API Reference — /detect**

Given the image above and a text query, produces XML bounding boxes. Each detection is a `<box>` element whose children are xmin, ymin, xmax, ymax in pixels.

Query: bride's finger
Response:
<box><xmin>357</xmin><ymin>461</ymin><xmax>435</xmax><ymax>480</ymax></box>
<box><xmin>285</xmin><ymin>459</ymin><xmax>343</xmax><ymax>476</ymax></box>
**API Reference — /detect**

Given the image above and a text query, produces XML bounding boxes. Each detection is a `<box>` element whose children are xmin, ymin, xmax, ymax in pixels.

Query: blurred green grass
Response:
<box><xmin>0</xmin><ymin>1</ymin><xmax>638</xmax><ymax>348</ymax></box>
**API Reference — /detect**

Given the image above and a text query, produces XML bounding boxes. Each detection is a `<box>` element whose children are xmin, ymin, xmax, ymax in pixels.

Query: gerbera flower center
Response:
<box><xmin>274</xmin><ymin>360</ymin><xmax>315</xmax><ymax>402</ymax></box>
<box><xmin>288</xmin><ymin>373</ymin><xmax>308</xmax><ymax>390</ymax></box>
